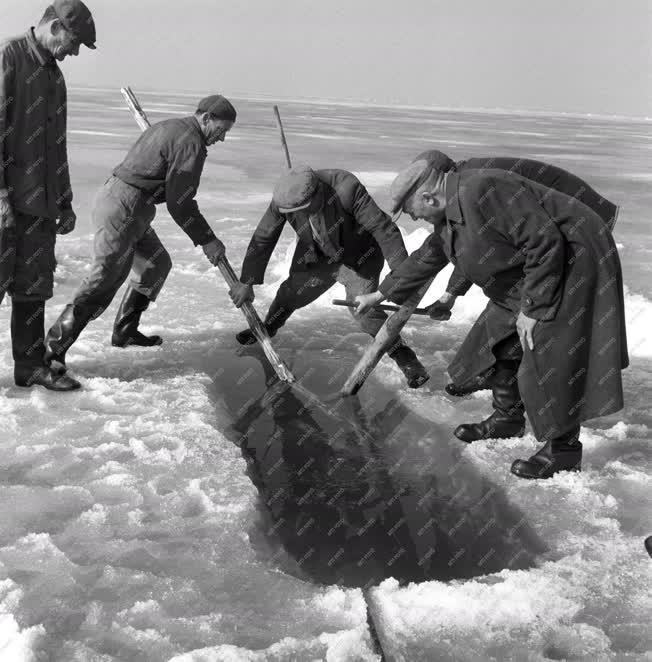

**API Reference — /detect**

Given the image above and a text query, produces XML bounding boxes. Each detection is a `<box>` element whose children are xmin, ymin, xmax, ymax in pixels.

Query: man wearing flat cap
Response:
<box><xmin>355</xmin><ymin>159</ymin><xmax>628</xmax><ymax>479</ymax></box>
<box><xmin>416</xmin><ymin>149</ymin><xmax>620</xmax><ymax>403</ymax></box>
<box><xmin>0</xmin><ymin>0</ymin><xmax>96</xmax><ymax>391</ymax></box>
<box><xmin>44</xmin><ymin>95</ymin><xmax>236</xmax><ymax>378</ymax></box>
<box><xmin>229</xmin><ymin>165</ymin><xmax>429</xmax><ymax>388</ymax></box>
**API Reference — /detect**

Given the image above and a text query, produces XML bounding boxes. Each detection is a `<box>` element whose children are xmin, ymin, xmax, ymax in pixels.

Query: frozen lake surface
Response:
<box><xmin>0</xmin><ymin>89</ymin><xmax>650</xmax><ymax>661</ymax></box>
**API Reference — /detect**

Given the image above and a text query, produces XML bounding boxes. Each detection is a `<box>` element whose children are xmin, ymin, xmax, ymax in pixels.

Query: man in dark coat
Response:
<box><xmin>44</xmin><ymin>95</ymin><xmax>235</xmax><ymax>378</ymax></box>
<box><xmin>0</xmin><ymin>0</ymin><xmax>96</xmax><ymax>391</ymax></box>
<box><xmin>417</xmin><ymin>151</ymin><xmax>619</xmax><ymax>400</ymax></box>
<box><xmin>229</xmin><ymin>165</ymin><xmax>429</xmax><ymax>388</ymax></box>
<box><xmin>355</xmin><ymin>159</ymin><xmax>628</xmax><ymax>479</ymax></box>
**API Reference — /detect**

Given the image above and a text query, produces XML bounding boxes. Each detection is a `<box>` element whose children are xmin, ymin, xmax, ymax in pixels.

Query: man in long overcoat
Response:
<box><xmin>229</xmin><ymin>165</ymin><xmax>429</xmax><ymax>388</ymax></box>
<box><xmin>355</xmin><ymin>159</ymin><xmax>628</xmax><ymax>479</ymax></box>
<box><xmin>416</xmin><ymin>150</ymin><xmax>619</xmax><ymax>401</ymax></box>
<box><xmin>0</xmin><ymin>0</ymin><xmax>96</xmax><ymax>391</ymax></box>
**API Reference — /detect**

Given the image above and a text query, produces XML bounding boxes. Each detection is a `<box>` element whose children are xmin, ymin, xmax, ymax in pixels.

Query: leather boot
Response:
<box><xmin>454</xmin><ymin>362</ymin><xmax>525</xmax><ymax>442</ymax></box>
<box><xmin>387</xmin><ymin>343</ymin><xmax>430</xmax><ymax>388</ymax></box>
<box><xmin>511</xmin><ymin>430</ymin><xmax>582</xmax><ymax>479</ymax></box>
<box><xmin>13</xmin><ymin>300</ymin><xmax>80</xmax><ymax>391</ymax></box>
<box><xmin>111</xmin><ymin>287</ymin><xmax>162</xmax><ymax>348</ymax></box>
<box><xmin>236</xmin><ymin>301</ymin><xmax>290</xmax><ymax>346</ymax></box>
<box><xmin>44</xmin><ymin>303</ymin><xmax>96</xmax><ymax>373</ymax></box>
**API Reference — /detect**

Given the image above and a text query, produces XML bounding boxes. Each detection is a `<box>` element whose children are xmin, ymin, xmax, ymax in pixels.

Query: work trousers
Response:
<box><xmin>72</xmin><ymin>176</ymin><xmax>172</xmax><ymax>314</ymax></box>
<box><xmin>269</xmin><ymin>260</ymin><xmax>392</xmax><ymax>338</ymax></box>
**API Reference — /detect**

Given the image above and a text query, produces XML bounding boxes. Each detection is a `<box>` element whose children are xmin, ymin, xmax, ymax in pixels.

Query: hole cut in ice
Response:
<box><xmin>209</xmin><ymin>344</ymin><xmax>546</xmax><ymax>590</ymax></box>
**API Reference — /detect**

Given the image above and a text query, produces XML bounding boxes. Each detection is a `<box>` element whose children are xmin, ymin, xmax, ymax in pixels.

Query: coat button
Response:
<box><xmin>525</xmin><ymin>296</ymin><xmax>533</xmax><ymax>306</ymax></box>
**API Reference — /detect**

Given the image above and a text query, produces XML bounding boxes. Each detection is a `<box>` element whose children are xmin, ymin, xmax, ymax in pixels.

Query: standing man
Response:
<box><xmin>229</xmin><ymin>165</ymin><xmax>429</xmax><ymax>388</ymax></box>
<box><xmin>0</xmin><ymin>0</ymin><xmax>96</xmax><ymax>391</ymax></box>
<box><xmin>45</xmin><ymin>95</ymin><xmax>236</xmax><ymax>377</ymax></box>
<box><xmin>355</xmin><ymin>159</ymin><xmax>628</xmax><ymax>479</ymax></box>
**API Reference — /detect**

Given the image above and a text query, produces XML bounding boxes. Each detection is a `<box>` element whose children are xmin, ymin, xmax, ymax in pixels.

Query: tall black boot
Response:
<box><xmin>13</xmin><ymin>300</ymin><xmax>80</xmax><ymax>391</ymax></box>
<box><xmin>454</xmin><ymin>361</ymin><xmax>525</xmax><ymax>442</ymax></box>
<box><xmin>387</xmin><ymin>342</ymin><xmax>430</xmax><ymax>388</ymax></box>
<box><xmin>236</xmin><ymin>300</ymin><xmax>292</xmax><ymax>346</ymax></box>
<box><xmin>44</xmin><ymin>303</ymin><xmax>97</xmax><ymax>372</ymax></box>
<box><xmin>510</xmin><ymin>429</ymin><xmax>582</xmax><ymax>479</ymax></box>
<box><xmin>111</xmin><ymin>287</ymin><xmax>162</xmax><ymax>348</ymax></box>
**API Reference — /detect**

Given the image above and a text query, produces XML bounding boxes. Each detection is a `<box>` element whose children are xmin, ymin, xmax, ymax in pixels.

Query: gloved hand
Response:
<box><xmin>202</xmin><ymin>237</ymin><xmax>226</xmax><ymax>266</ymax></box>
<box><xmin>229</xmin><ymin>282</ymin><xmax>254</xmax><ymax>308</ymax></box>
<box><xmin>57</xmin><ymin>208</ymin><xmax>77</xmax><ymax>235</ymax></box>
<box><xmin>427</xmin><ymin>293</ymin><xmax>456</xmax><ymax>320</ymax></box>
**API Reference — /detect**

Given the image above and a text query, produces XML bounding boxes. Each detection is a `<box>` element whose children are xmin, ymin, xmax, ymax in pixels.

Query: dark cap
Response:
<box><xmin>413</xmin><ymin>149</ymin><xmax>456</xmax><ymax>172</ymax></box>
<box><xmin>53</xmin><ymin>0</ymin><xmax>96</xmax><ymax>49</ymax></box>
<box><xmin>196</xmin><ymin>95</ymin><xmax>237</xmax><ymax>122</ymax></box>
<box><xmin>273</xmin><ymin>165</ymin><xmax>319</xmax><ymax>213</ymax></box>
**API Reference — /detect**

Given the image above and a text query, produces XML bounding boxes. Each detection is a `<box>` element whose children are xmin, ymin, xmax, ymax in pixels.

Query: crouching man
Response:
<box><xmin>45</xmin><ymin>95</ymin><xmax>236</xmax><ymax>375</ymax></box>
<box><xmin>229</xmin><ymin>165</ymin><xmax>429</xmax><ymax>388</ymax></box>
<box><xmin>356</xmin><ymin>159</ymin><xmax>628</xmax><ymax>479</ymax></box>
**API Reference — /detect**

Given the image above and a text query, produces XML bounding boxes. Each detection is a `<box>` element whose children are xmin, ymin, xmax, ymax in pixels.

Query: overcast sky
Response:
<box><xmin>3</xmin><ymin>0</ymin><xmax>651</xmax><ymax>117</ymax></box>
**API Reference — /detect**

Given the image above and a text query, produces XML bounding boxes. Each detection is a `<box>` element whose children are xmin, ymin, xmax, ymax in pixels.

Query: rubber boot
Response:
<box><xmin>111</xmin><ymin>287</ymin><xmax>162</xmax><ymax>348</ymax></box>
<box><xmin>44</xmin><ymin>303</ymin><xmax>96</xmax><ymax>373</ymax></box>
<box><xmin>454</xmin><ymin>362</ymin><xmax>525</xmax><ymax>442</ymax></box>
<box><xmin>13</xmin><ymin>300</ymin><xmax>81</xmax><ymax>391</ymax></box>
<box><xmin>387</xmin><ymin>343</ymin><xmax>430</xmax><ymax>388</ymax></box>
<box><xmin>236</xmin><ymin>301</ymin><xmax>291</xmax><ymax>346</ymax></box>
<box><xmin>510</xmin><ymin>429</ymin><xmax>582</xmax><ymax>479</ymax></box>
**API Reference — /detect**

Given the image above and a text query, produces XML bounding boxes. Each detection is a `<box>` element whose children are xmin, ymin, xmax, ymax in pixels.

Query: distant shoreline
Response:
<box><xmin>67</xmin><ymin>85</ymin><xmax>652</xmax><ymax>124</ymax></box>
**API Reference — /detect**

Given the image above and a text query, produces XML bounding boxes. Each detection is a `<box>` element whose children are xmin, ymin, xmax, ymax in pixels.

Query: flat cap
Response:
<box><xmin>413</xmin><ymin>149</ymin><xmax>456</xmax><ymax>172</ymax></box>
<box><xmin>273</xmin><ymin>165</ymin><xmax>319</xmax><ymax>213</ymax></box>
<box><xmin>53</xmin><ymin>0</ymin><xmax>96</xmax><ymax>49</ymax></box>
<box><xmin>390</xmin><ymin>159</ymin><xmax>434</xmax><ymax>215</ymax></box>
<box><xmin>197</xmin><ymin>95</ymin><xmax>237</xmax><ymax>122</ymax></box>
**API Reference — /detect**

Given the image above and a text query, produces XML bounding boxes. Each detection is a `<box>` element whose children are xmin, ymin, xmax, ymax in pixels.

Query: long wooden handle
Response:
<box><xmin>120</xmin><ymin>86</ymin><xmax>295</xmax><ymax>383</ymax></box>
<box><xmin>332</xmin><ymin>298</ymin><xmax>431</xmax><ymax>317</ymax></box>
<box><xmin>216</xmin><ymin>260</ymin><xmax>295</xmax><ymax>383</ymax></box>
<box><xmin>341</xmin><ymin>279</ymin><xmax>435</xmax><ymax>396</ymax></box>
<box><xmin>273</xmin><ymin>105</ymin><xmax>292</xmax><ymax>169</ymax></box>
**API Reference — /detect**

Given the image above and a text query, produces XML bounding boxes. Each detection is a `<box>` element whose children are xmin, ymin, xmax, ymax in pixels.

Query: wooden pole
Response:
<box><xmin>273</xmin><ymin>105</ymin><xmax>292</xmax><ymax>169</ymax></box>
<box><xmin>341</xmin><ymin>278</ymin><xmax>435</xmax><ymax>396</ymax></box>
<box><xmin>332</xmin><ymin>298</ymin><xmax>434</xmax><ymax>317</ymax></box>
<box><xmin>119</xmin><ymin>87</ymin><xmax>295</xmax><ymax>383</ymax></box>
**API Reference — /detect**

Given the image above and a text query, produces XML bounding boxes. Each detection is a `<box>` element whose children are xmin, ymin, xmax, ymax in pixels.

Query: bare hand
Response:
<box><xmin>229</xmin><ymin>282</ymin><xmax>254</xmax><ymax>308</ymax></box>
<box><xmin>428</xmin><ymin>293</ymin><xmax>456</xmax><ymax>321</ymax></box>
<box><xmin>516</xmin><ymin>310</ymin><xmax>537</xmax><ymax>351</ymax></box>
<box><xmin>202</xmin><ymin>238</ymin><xmax>226</xmax><ymax>266</ymax></box>
<box><xmin>354</xmin><ymin>291</ymin><xmax>384</xmax><ymax>316</ymax></box>
<box><xmin>0</xmin><ymin>195</ymin><xmax>15</xmax><ymax>228</ymax></box>
<box><xmin>57</xmin><ymin>208</ymin><xmax>76</xmax><ymax>235</ymax></box>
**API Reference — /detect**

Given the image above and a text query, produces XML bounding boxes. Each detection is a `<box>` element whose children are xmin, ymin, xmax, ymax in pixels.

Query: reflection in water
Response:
<box><xmin>211</xmin><ymin>346</ymin><xmax>545</xmax><ymax>589</ymax></box>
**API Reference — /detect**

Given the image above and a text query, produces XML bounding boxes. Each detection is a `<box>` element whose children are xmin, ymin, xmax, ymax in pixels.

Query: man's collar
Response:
<box><xmin>190</xmin><ymin>115</ymin><xmax>207</xmax><ymax>145</ymax></box>
<box><xmin>445</xmin><ymin>171</ymin><xmax>464</xmax><ymax>224</ymax></box>
<box><xmin>26</xmin><ymin>28</ymin><xmax>55</xmax><ymax>66</ymax></box>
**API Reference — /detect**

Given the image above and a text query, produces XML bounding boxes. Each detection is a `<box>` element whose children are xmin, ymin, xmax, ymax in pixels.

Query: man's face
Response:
<box><xmin>50</xmin><ymin>22</ymin><xmax>81</xmax><ymax>60</ymax></box>
<box><xmin>203</xmin><ymin>117</ymin><xmax>234</xmax><ymax>146</ymax></box>
<box><xmin>402</xmin><ymin>187</ymin><xmax>447</xmax><ymax>225</ymax></box>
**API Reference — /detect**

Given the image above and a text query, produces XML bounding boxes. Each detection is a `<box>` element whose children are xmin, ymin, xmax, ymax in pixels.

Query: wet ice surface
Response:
<box><xmin>0</xmin><ymin>90</ymin><xmax>651</xmax><ymax>660</ymax></box>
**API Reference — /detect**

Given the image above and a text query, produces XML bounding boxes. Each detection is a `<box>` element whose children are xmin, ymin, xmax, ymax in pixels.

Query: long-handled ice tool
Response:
<box><xmin>119</xmin><ymin>86</ymin><xmax>295</xmax><ymax>383</ymax></box>
<box><xmin>341</xmin><ymin>277</ymin><xmax>436</xmax><ymax>396</ymax></box>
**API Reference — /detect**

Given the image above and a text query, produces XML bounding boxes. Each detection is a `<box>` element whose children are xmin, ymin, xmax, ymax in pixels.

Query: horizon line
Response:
<box><xmin>67</xmin><ymin>84</ymin><xmax>652</xmax><ymax>123</ymax></box>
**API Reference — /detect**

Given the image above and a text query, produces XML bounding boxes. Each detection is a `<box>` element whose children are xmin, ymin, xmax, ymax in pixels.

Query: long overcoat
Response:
<box><xmin>380</xmin><ymin>169</ymin><xmax>628</xmax><ymax>440</ymax></box>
